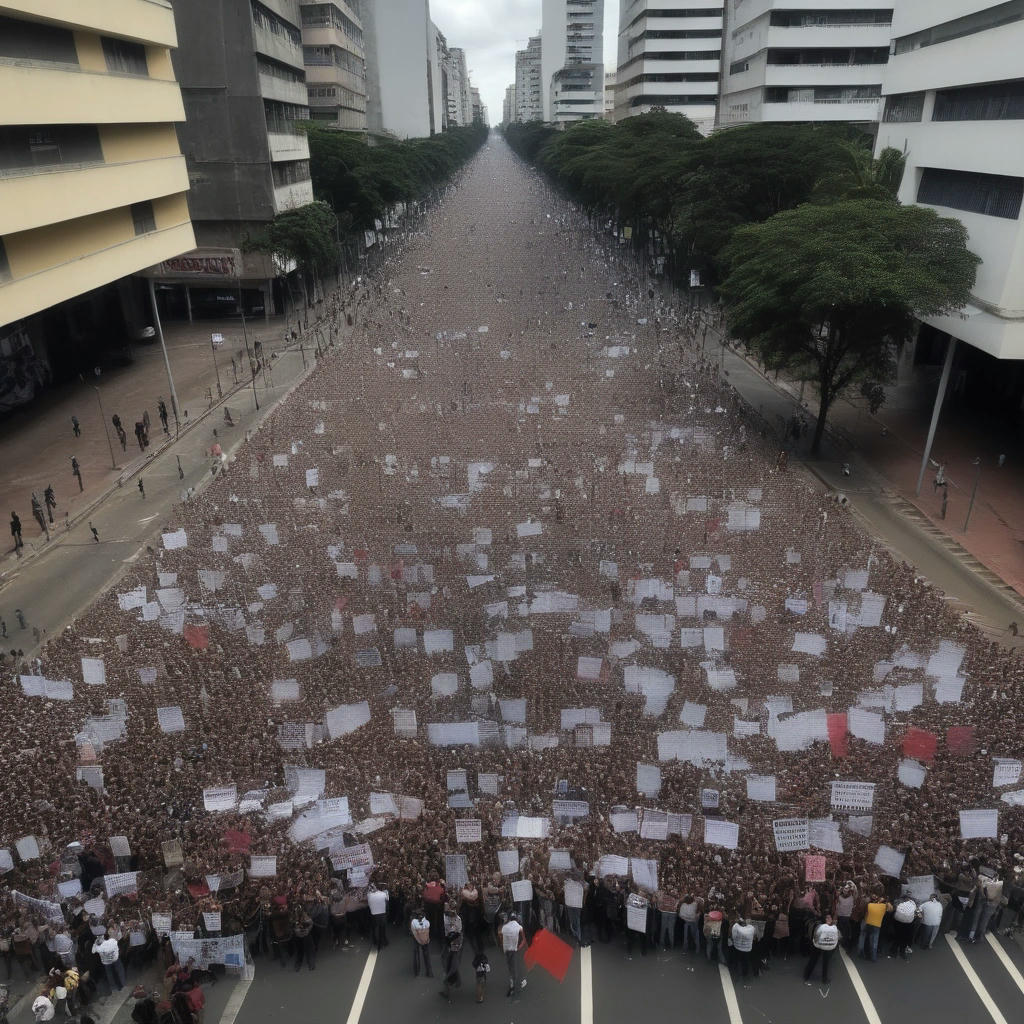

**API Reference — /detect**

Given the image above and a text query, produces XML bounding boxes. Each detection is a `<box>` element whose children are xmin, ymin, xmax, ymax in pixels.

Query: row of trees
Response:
<box><xmin>247</xmin><ymin>121</ymin><xmax>490</xmax><ymax>313</ymax></box>
<box><xmin>505</xmin><ymin>115</ymin><xmax>978</xmax><ymax>453</ymax></box>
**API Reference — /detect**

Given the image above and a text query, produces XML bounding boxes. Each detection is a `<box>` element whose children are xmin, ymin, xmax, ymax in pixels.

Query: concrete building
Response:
<box><xmin>614</xmin><ymin>0</ymin><xmax>723</xmax><ymax>134</ymax></box>
<box><xmin>718</xmin><ymin>1</ymin><xmax>893</xmax><ymax>127</ymax></box>
<box><xmin>470</xmin><ymin>86</ymin><xmax>483</xmax><ymax>124</ymax></box>
<box><xmin>151</xmin><ymin>0</ymin><xmax>314</xmax><ymax>321</ymax></box>
<box><xmin>541</xmin><ymin>0</ymin><xmax>604</xmax><ymax>125</ymax></box>
<box><xmin>301</xmin><ymin>1</ymin><xmax>367</xmax><ymax>132</ymax></box>
<box><xmin>514</xmin><ymin>34</ymin><xmax>544</xmax><ymax>123</ymax></box>
<box><xmin>503</xmin><ymin>84</ymin><xmax>515</xmax><ymax>126</ymax></box>
<box><xmin>448</xmin><ymin>47</ymin><xmax>473</xmax><ymax>127</ymax></box>
<box><xmin>604</xmin><ymin>71</ymin><xmax>616</xmax><ymax>119</ymax></box>
<box><xmin>0</xmin><ymin>0</ymin><xmax>195</xmax><ymax>403</ymax></box>
<box><xmin>362</xmin><ymin>0</ymin><xmax>433</xmax><ymax>138</ymax></box>
<box><xmin>875</xmin><ymin>0</ymin><xmax>1024</xmax><ymax>460</ymax></box>
<box><xmin>428</xmin><ymin>22</ymin><xmax>447</xmax><ymax>134</ymax></box>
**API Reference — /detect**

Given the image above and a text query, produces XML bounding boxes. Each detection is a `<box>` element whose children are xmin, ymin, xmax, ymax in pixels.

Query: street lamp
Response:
<box><xmin>963</xmin><ymin>457</ymin><xmax>981</xmax><ymax>533</ymax></box>
<box><xmin>210</xmin><ymin>332</ymin><xmax>224</xmax><ymax>398</ymax></box>
<box><xmin>81</xmin><ymin>372</ymin><xmax>117</xmax><ymax>469</ymax></box>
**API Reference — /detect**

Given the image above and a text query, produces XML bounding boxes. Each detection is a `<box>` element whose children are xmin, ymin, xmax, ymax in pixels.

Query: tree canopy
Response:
<box><xmin>245</xmin><ymin>200</ymin><xmax>339</xmax><ymax>279</ymax></box>
<box><xmin>720</xmin><ymin>199</ymin><xmax>980</xmax><ymax>453</ymax></box>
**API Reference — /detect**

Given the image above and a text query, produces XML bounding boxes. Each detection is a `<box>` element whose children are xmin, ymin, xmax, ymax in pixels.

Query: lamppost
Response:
<box><xmin>81</xmin><ymin>371</ymin><xmax>117</xmax><ymax>469</ymax></box>
<box><xmin>963</xmin><ymin>457</ymin><xmax>981</xmax><ymax>532</ymax></box>
<box><xmin>210</xmin><ymin>332</ymin><xmax>224</xmax><ymax>398</ymax></box>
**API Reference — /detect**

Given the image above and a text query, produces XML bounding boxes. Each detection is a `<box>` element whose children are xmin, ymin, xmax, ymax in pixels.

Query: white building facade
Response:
<box><xmin>541</xmin><ymin>0</ymin><xmax>604</xmax><ymax>125</ymax></box>
<box><xmin>514</xmin><ymin>34</ymin><xmax>544</xmax><ymax>122</ymax></box>
<box><xmin>614</xmin><ymin>0</ymin><xmax>724</xmax><ymax>133</ymax></box>
<box><xmin>718</xmin><ymin>0</ymin><xmax>893</xmax><ymax>126</ymax></box>
<box><xmin>876</xmin><ymin>0</ymin><xmax>1024</xmax><ymax>366</ymax></box>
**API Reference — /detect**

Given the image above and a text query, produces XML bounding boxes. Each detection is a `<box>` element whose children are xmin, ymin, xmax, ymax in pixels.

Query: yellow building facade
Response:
<box><xmin>0</xmin><ymin>0</ymin><xmax>195</xmax><ymax>330</ymax></box>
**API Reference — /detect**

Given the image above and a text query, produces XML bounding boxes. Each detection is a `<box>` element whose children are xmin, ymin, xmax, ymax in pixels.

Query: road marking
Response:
<box><xmin>985</xmin><ymin>933</ymin><xmax>1024</xmax><ymax>997</ymax></box>
<box><xmin>345</xmin><ymin>949</ymin><xmax>377</xmax><ymax>1024</ymax></box>
<box><xmin>580</xmin><ymin>945</ymin><xmax>593</xmax><ymax>1024</ymax></box>
<box><xmin>837</xmin><ymin>947</ymin><xmax>882</xmax><ymax>1024</ymax></box>
<box><xmin>219</xmin><ymin>966</ymin><xmax>254</xmax><ymax>1024</ymax></box>
<box><xmin>717</xmin><ymin>962</ymin><xmax>742</xmax><ymax>1024</ymax></box>
<box><xmin>945</xmin><ymin>934</ymin><xmax>1009</xmax><ymax>1024</ymax></box>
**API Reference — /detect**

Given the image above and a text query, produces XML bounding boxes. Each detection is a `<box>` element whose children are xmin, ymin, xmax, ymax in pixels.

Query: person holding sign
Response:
<box><xmin>500</xmin><ymin>912</ymin><xmax>526</xmax><ymax>997</ymax></box>
<box><xmin>803</xmin><ymin>914</ymin><xmax>839</xmax><ymax>986</ymax></box>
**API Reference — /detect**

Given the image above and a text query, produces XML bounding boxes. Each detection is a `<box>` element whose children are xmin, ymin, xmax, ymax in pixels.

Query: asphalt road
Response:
<box><xmin>233</xmin><ymin>924</ymin><xmax>1024</xmax><ymax>1024</ymax></box>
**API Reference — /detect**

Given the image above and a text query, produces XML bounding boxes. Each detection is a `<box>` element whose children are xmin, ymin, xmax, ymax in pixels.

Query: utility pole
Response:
<box><xmin>147</xmin><ymin>278</ymin><xmax>180</xmax><ymax>436</ymax></box>
<box><xmin>963</xmin><ymin>457</ymin><xmax>981</xmax><ymax>532</ymax></box>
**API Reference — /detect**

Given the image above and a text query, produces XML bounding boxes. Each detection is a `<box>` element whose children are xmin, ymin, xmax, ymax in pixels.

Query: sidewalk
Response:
<box><xmin>0</xmin><ymin>315</ymin><xmax>297</xmax><ymax>580</ymax></box>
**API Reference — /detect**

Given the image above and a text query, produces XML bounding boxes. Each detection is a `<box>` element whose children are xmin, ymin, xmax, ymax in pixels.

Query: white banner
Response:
<box><xmin>959</xmin><ymin>809</ymin><xmax>998</xmax><ymax>840</ymax></box>
<box><xmin>704</xmin><ymin>819</ymin><xmax>739</xmax><ymax>850</ymax></box>
<box><xmin>773</xmin><ymin>818</ymin><xmax>810</xmax><ymax>852</ymax></box>
<box><xmin>830</xmin><ymin>781</ymin><xmax>875</xmax><ymax>812</ymax></box>
<box><xmin>455</xmin><ymin>819</ymin><xmax>482</xmax><ymax>843</ymax></box>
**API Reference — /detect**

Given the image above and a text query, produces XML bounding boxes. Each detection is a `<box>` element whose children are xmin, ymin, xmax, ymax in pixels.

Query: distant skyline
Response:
<box><xmin>429</xmin><ymin>0</ymin><xmax>618</xmax><ymax>122</ymax></box>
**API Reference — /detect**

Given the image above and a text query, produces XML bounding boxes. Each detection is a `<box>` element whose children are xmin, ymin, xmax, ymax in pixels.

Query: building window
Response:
<box><xmin>0</xmin><ymin>125</ymin><xmax>104</xmax><ymax>173</ymax></box>
<box><xmin>264</xmin><ymin>100</ymin><xmax>310</xmax><ymax>134</ymax></box>
<box><xmin>917</xmin><ymin>167</ymin><xmax>1024</xmax><ymax>219</ymax></box>
<box><xmin>769</xmin><ymin>10</ymin><xmax>892</xmax><ymax>28</ymax></box>
<box><xmin>0</xmin><ymin>14</ymin><xmax>78</xmax><ymax>64</ymax></box>
<box><xmin>102</xmin><ymin>37</ymin><xmax>149</xmax><ymax>76</ymax></box>
<box><xmin>729</xmin><ymin>59</ymin><xmax>750</xmax><ymax>75</ymax></box>
<box><xmin>272</xmin><ymin>160</ymin><xmax>310</xmax><ymax>187</ymax></box>
<box><xmin>883</xmin><ymin>92</ymin><xmax>925</xmax><ymax>122</ymax></box>
<box><xmin>251</xmin><ymin>0</ymin><xmax>302</xmax><ymax>48</ymax></box>
<box><xmin>893</xmin><ymin>0</ymin><xmax>1024</xmax><ymax>54</ymax></box>
<box><xmin>0</xmin><ymin>237</ymin><xmax>10</xmax><ymax>283</ymax></box>
<box><xmin>131</xmin><ymin>201</ymin><xmax>156</xmax><ymax>235</ymax></box>
<box><xmin>933</xmin><ymin>79</ymin><xmax>1024</xmax><ymax>121</ymax></box>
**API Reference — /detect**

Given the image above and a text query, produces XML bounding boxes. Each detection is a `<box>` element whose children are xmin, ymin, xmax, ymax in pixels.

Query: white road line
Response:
<box><xmin>945</xmin><ymin>934</ymin><xmax>1009</xmax><ymax>1024</ymax></box>
<box><xmin>985</xmin><ymin>933</ymin><xmax>1024</xmax><ymax>998</ymax></box>
<box><xmin>717</xmin><ymin>962</ymin><xmax>743</xmax><ymax>1024</ymax></box>
<box><xmin>219</xmin><ymin>967</ymin><xmax>254</xmax><ymax>1024</ymax></box>
<box><xmin>837</xmin><ymin>947</ymin><xmax>882</xmax><ymax>1024</ymax></box>
<box><xmin>580</xmin><ymin>945</ymin><xmax>593</xmax><ymax>1024</ymax></box>
<box><xmin>345</xmin><ymin>949</ymin><xmax>378</xmax><ymax>1024</ymax></box>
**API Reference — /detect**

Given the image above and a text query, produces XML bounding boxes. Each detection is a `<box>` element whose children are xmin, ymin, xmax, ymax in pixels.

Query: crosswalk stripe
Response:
<box><xmin>717</xmin><ymin>962</ymin><xmax>742</xmax><ymax>1024</ymax></box>
<box><xmin>985</xmin><ymin>933</ymin><xmax>1024</xmax><ymax>997</ymax></box>
<box><xmin>837</xmin><ymin>947</ymin><xmax>882</xmax><ymax>1024</ymax></box>
<box><xmin>345</xmin><ymin>949</ymin><xmax>378</xmax><ymax>1024</ymax></box>
<box><xmin>945</xmin><ymin>934</ymin><xmax>1009</xmax><ymax>1024</ymax></box>
<box><xmin>580</xmin><ymin>945</ymin><xmax>593</xmax><ymax>1024</ymax></box>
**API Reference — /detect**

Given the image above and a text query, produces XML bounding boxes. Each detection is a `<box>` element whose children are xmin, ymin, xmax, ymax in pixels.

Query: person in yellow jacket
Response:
<box><xmin>858</xmin><ymin>895</ymin><xmax>892</xmax><ymax>962</ymax></box>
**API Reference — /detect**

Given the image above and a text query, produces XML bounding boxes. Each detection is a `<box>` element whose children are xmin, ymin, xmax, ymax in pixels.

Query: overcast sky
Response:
<box><xmin>429</xmin><ymin>0</ymin><xmax>619</xmax><ymax>122</ymax></box>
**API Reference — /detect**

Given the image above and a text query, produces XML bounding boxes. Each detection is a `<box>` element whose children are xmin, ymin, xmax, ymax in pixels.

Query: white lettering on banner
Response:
<box><xmin>12</xmin><ymin>890</ymin><xmax>64</xmax><ymax>924</ymax></box>
<box><xmin>478</xmin><ymin>773</ymin><xmax>500</xmax><ymax>795</ymax></box>
<box><xmin>640</xmin><ymin>809</ymin><xmax>669</xmax><ymax>840</ymax></box>
<box><xmin>667</xmin><ymin>813</ymin><xmax>693</xmax><ymax>837</ymax></box>
<box><xmin>701</xmin><ymin>788</ymin><xmax>720</xmax><ymax>809</ymax></box>
<box><xmin>704</xmin><ymin>819</ymin><xmax>739</xmax><ymax>850</ymax></box>
<box><xmin>630</xmin><ymin>858</ymin><xmax>658</xmax><ymax>891</ymax></box>
<box><xmin>455</xmin><ymin>819</ymin><xmax>483</xmax><ymax>843</ymax></box>
<box><xmin>610</xmin><ymin>810</ymin><xmax>638</xmax><ymax>834</ymax></box>
<box><xmin>903</xmin><ymin>875</ymin><xmax>936</xmax><ymax>902</ymax></box>
<box><xmin>331</xmin><ymin>844</ymin><xmax>373</xmax><ymax>873</ymax></box>
<box><xmin>248</xmin><ymin>856</ymin><xmax>277</xmax><ymax>877</ymax></box>
<box><xmin>445</xmin><ymin>854</ymin><xmax>467</xmax><ymax>889</ymax></box>
<box><xmin>511</xmin><ymin>879</ymin><xmax>534</xmax><ymax>902</ymax></box>
<box><xmin>597</xmin><ymin>854</ymin><xmax>629</xmax><ymax>877</ymax></box>
<box><xmin>152</xmin><ymin>913</ymin><xmax>172</xmax><ymax>935</ymax></box>
<box><xmin>830</xmin><ymin>781</ymin><xmax>875</xmax><ymax>812</ymax></box>
<box><xmin>809</xmin><ymin>819</ymin><xmax>844</xmax><ymax>853</ymax></box>
<box><xmin>959</xmin><ymin>809</ymin><xmax>998</xmax><ymax>840</ymax></box>
<box><xmin>552</xmin><ymin>800</ymin><xmax>590</xmax><ymax>819</ymax></box>
<box><xmin>446</xmin><ymin>769</ymin><xmax>468</xmax><ymax>792</ymax></box>
<box><xmin>103</xmin><ymin>872</ymin><xmax>139</xmax><ymax>897</ymax></box>
<box><xmin>203</xmin><ymin>912</ymin><xmax>222</xmax><ymax>932</ymax></box>
<box><xmin>993</xmin><ymin>759</ymin><xmax>1023</xmax><ymax>788</ymax></box>
<box><xmin>627</xmin><ymin>896</ymin><xmax>649</xmax><ymax>932</ymax></box>
<box><xmin>500</xmin><ymin>816</ymin><xmax>551</xmax><ymax>839</ymax></box>
<box><xmin>170</xmin><ymin>934</ymin><xmax>245</xmax><ymax>969</ymax></box>
<box><xmin>565</xmin><ymin>880</ymin><xmax>584</xmax><ymax>909</ymax></box>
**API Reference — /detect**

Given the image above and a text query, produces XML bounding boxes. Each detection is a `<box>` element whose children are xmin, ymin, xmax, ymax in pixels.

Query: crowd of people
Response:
<box><xmin>0</xmin><ymin>137</ymin><xmax>1022</xmax><ymax>1013</ymax></box>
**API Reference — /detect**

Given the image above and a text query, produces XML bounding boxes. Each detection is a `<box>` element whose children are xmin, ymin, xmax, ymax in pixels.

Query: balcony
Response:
<box><xmin>0</xmin><ymin>63</ymin><xmax>185</xmax><ymax>126</ymax></box>
<box><xmin>762</xmin><ymin>97</ymin><xmax>883</xmax><ymax>121</ymax></box>
<box><xmin>267</xmin><ymin>132</ymin><xmax>310</xmax><ymax>163</ymax></box>
<box><xmin>764</xmin><ymin>24</ymin><xmax>893</xmax><ymax>51</ymax></box>
<box><xmin>253</xmin><ymin>23</ymin><xmax>304</xmax><ymax>72</ymax></box>
<box><xmin>0</xmin><ymin>219</ymin><xmax>194</xmax><ymax>324</ymax></box>
<box><xmin>273</xmin><ymin>180</ymin><xmax>314</xmax><ymax>213</ymax></box>
<box><xmin>6</xmin><ymin>0</ymin><xmax>177</xmax><ymax>47</ymax></box>
<box><xmin>0</xmin><ymin>154</ymin><xmax>189</xmax><ymax>236</ymax></box>
<box><xmin>765</xmin><ymin>63</ymin><xmax>885</xmax><ymax>88</ymax></box>
<box><xmin>302</xmin><ymin>25</ymin><xmax>364</xmax><ymax>56</ymax></box>
<box><xmin>258</xmin><ymin>72</ymin><xmax>308</xmax><ymax>106</ymax></box>
<box><xmin>304</xmin><ymin>64</ymin><xmax>365</xmax><ymax>97</ymax></box>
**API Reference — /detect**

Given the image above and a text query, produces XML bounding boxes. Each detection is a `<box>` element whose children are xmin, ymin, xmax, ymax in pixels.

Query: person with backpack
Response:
<box><xmin>472</xmin><ymin>950</ymin><xmax>490</xmax><ymax>1004</ymax></box>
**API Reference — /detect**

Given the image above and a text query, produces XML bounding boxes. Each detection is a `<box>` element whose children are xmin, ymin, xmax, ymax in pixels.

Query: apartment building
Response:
<box><xmin>150</xmin><ymin>0</ymin><xmax>314</xmax><ymax>320</ymax></box>
<box><xmin>604</xmin><ymin>71</ymin><xmax>617</xmax><ymax>119</ymax></box>
<box><xmin>541</xmin><ymin>0</ymin><xmax>605</xmax><ymax>125</ymax></box>
<box><xmin>614</xmin><ymin>0</ymin><xmax>724</xmax><ymax>133</ymax></box>
<box><xmin>875</xmin><ymin>0</ymin><xmax>1024</xmax><ymax>436</ymax></box>
<box><xmin>503</xmin><ymin>84</ymin><xmax>515</xmax><ymax>126</ymax></box>
<box><xmin>301</xmin><ymin>1</ymin><xmax>367</xmax><ymax>132</ymax></box>
<box><xmin>0</xmin><ymin>0</ymin><xmax>195</xmax><ymax>403</ymax></box>
<box><xmin>719</xmin><ymin>1</ymin><xmax>893</xmax><ymax>126</ymax></box>
<box><xmin>515</xmin><ymin>34</ymin><xmax>544</xmax><ymax>123</ymax></box>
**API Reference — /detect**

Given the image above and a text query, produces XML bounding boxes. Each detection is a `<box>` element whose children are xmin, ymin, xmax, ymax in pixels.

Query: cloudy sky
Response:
<box><xmin>429</xmin><ymin>0</ymin><xmax>619</xmax><ymax>122</ymax></box>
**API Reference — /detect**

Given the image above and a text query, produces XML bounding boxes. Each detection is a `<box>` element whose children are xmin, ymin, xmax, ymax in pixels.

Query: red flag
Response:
<box><xmin>184</xmin><ymin>625</ymin><xmax>208</xmax><ymax>650</ymax></box>
<box><xmin>946</xmin><ymin>726</ymin><xmax>976</xmax><ymax>756</ymax></box>
<box><xmin>827</xmin><ymin>713</ymin><xmax>848</xmax><ymax>758</ymax></box>
<box><xmin>903</xmin><ymin>727</ymin><xmax>938</xmax><ymax>763</ymax></box>
<box><xmin>523</xmin><ymin>928</ymin><xmax>573</xmax><ymax>983</ymax></box>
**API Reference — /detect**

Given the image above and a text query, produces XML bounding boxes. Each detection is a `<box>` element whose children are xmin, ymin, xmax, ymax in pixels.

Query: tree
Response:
<box><xmin>811</xmin><ymin>140</ymin><xmax>907</xmax><ymax>203</ymax></box>
<box><xmin>245</xmin><ymin>201</ymin><xmax>338</xmax><ymax>313</ymax></box>
<box><xmin>721</xmin><ymin>200</ymin><xmax>980</xmax><ymax>454</ymax></box>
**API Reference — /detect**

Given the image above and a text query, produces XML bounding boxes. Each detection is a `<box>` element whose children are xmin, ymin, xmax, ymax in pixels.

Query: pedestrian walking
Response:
<box><xmin>138</xmin><ymin>478</ymin><xmax>145</xmax><ymax>500</ymax></box>
<box><xmin>500</xmin><ymin>912</ymin><xmax>526</xmax><ymax>997</ymax></box>
<box><xmin>1</xmin><ymin>617</ymin><xmax>6</xmax><ymax>637</ymax></box>
<box><xmin>71</xmin><ymin>456</ymin><xmax>83</xmax><ymax>491</ymax></box>
<box><xmin>15</xmin><ymin>608</ymin><xmax>26</xmax><ymax>629</ymax></box>
<box><xmin>411</xmin><ymin>908</ymin><xmax>432</xmax><ymax>977</ymax></box>
<box><xmin>158</xmin><ymin>398</ymin><xmax>169</xmax><ymax>434</ymax></box>
<box><xmin>44</xmin><ymin>485</ymin><xmax>56</xmax><ymax>523</ymax></box>
<box><xmin>440</xmin><ymin>902</ymin><xmax>463</xmax><ymax>1003</ymax></box>
<box><xmin>10</xmin><ymin>511</ymin><xmax>23</xmax><ymax>550</ymax></box>
<box><xmin>31</xmin><ymin>494</ymin><xmax>49</xmax><ymax>539</ymax></box>
<box><xmin>134</xmin><ymin>422</ymin><xmax>146</xmax><ymax>451</ymax></box>
<box><xmin>89</xmin><ymin>522</ymin><xmax>99</xmax><ymax>543</ymax></box>
<box><xmin>472</xmin><ymin>950</ymin><xmax>490</xmax><ymax>1004</ymax></box>
<box><xmin>112</xmin><ymin>414</ymin><xmax>127</xmax><ymax>451</ymax></box>
<box><xmin>804</xmin><ymin>914</ymin><xmax>839</xmax><ymax>986</ymax></box>
<box><xmin>71</xmin><ymin>415</ymin><xmax>80</xmax><ymax>437</ymax></box>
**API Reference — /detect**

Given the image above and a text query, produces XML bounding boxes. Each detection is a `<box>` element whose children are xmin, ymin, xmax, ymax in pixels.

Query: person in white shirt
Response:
<box><xmin>730</xmin><ymin>917</ymin><xmax>756</xmax><ymax>982</ymax></box>
<box><xmin>891</xmin><ymin>898</ymin><xmax>918</xmax><ymax>960</ymax></box>
<box><xmin>92</xmin><ymin>931</ymin><xmax>125</xmax><ymax>993</ymax></box>
<box><xmin>804</xmin><ymin>914</ymin><xmax>839</xmax><ymax>985</ymax></box>
<box><xmin>919</xmin><ymin>894</ymin><xmax>944</xmax><ymax>949</ymax></box>
<box><xmin>31</xmin><ymin>994</ymin><xmax>55</xmax><ymax>1022</ymax></box>
<box><xmin>367</xmin><ymin>885</ymin><xmax>389</xmax><ymax>951</ymax></box>
<box><xmin>410</xmin><ymin>909</ymin><xmax>432</xmax><ymax>977</ymax></box>
<box><xmin>500</xmin><ymin>912</ymin><xmax>526</xmax><ymax>996</ymax></box>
